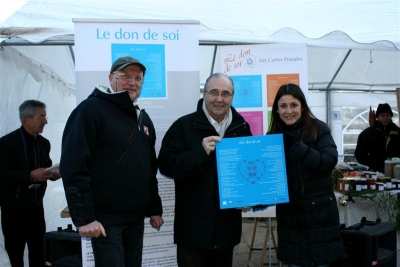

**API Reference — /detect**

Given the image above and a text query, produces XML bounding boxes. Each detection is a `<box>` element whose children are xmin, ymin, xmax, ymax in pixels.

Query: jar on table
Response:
<box><xmin>385</xmin><ymin>178</ymin><xmax>392</xmax><ymax>191</ymax></box>
<box><xmin>376</xmin><ymin>182</ymin><xmax>385</xmax><ymax>192</ymax></box>
<box><xmin>360</xmin><ymin>178</ymin><xmax>368</xmax><ymax>190</ymax></box>
<box><xmin>355</xmin><ymin>179</ymin><xmax>362</xmax><ymax>192</ymax></box>
<box><xmin>393</xmin><ymin>179</ymin><xmax>400</xmax><ymax>189</ymax></box>
<box><xmin>337</xmin><ymin>178</ymin><xmax>345</xmax><ymax>192</ymax></box>
<box><xmin>391</xmin><ymin>179</ymin><xmax>397</xmax><ymax>190</ymax></box>
<box><xmin>343</xmin><ymin>178</ymin><xmax>349</xmax><ymax>192</ymax></box>
<box><xmin>367</xmin><ymin>178</ymin><xmax>376</xmax><ymax>190</ymax></box>
<box><xmin>377</xmin><ymin>177</ymin><xmax>386</xmax><ymax>190</ymax></box>
<box><xmin>385</xmin><ymin>158</ymin><xmax>400</xmax><ymax>178</ymax></box>
<box><xmin>395</xmin><ymin>163</ymin><xmax>400</xmax><ymax>179</ymax></box>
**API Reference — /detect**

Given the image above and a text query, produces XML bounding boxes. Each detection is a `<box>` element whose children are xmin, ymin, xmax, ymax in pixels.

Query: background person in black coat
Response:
<box><xmin>268</xmin><ymin>84</ymin><xmax>346</xmax><ymax>267</ymax></box>
<box><xmin>355</xmin><ymin>103</ymin><xmax>400</xmax><ymax>173</ymax></box>
<box><xmin>158</xmin><ymin>73</ymin><xmax>252</xmax><ymax>267</ymax></box>
<box><xmin>0</xmin><ymin>100</ymin><xmax>60</xmax><ymax>267</ymax></box>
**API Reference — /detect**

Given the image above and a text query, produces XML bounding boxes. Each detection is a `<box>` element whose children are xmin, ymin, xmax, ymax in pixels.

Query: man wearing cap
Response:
<box><xmin>60</xmin><ymin>56</ymin><xmax>163</xmax><ymax>267</ymax></box>
<box><xmin>355</xmin><ymin>103</ymin><xmax>400</xmax><ymax>173</ymax></box>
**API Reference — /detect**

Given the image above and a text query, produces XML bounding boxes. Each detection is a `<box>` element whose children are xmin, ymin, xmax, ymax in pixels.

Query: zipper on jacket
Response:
<box><xmin>138</xmin><ymin>110</ymin><xmax>143</xmax><ymax>131</ymax></box>
<box><xmin>225</xmin><ymin>122</ymin><xmax>248</xmax><ymax>136</ymax></box>
<box><xmin>16</xmin><ymin>185</ymin><xmax>20</xmax><ymax>198</ymax></box>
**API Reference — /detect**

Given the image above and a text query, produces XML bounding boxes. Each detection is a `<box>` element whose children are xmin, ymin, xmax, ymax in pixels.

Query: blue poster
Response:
<box><xmin>231</xmin><ymin>75</ymin><xmax>262</xmax><ymax>108</ymax></box>
<box><xmin>111</xmin><ymin>44</ymin><xmax>166</xmax><ymax>98</ymax></box>
<box><xmin>215</xmin><ymin>134</ymin><xmax>289</xmax><ymax>209</ymax></box>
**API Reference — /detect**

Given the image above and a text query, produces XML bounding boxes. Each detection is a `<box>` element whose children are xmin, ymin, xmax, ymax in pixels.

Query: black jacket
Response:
<box><xmin>0</xmin><ymin>126</ymin><xmax>52</xmax><ymax>209</ymax></box>
<box><xmin>275</xmin><ymin>119</ymin><xmax>346</xmax><ymax>266</ymax></box>
<box><xmin>158</xmin><ymin>99</ymin><xmax>252</xmax><ymax>249</ymax></box>
<box><xmin>354</xmin><ymin>120</ymin><xmax>400</xmax><ymax>173</ymax></box>
<box><xmin>60</xmin><ymin>87</ymin><xmax>162</xmax><ymax>227</ymax></box>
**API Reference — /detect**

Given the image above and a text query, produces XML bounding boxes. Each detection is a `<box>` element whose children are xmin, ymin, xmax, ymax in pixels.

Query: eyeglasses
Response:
<box><xmin>205</xmin><ymin>90</ymin><xmax>233</xmax><ymax>99</ymax></box>
<box><xmin>113</xmin><ymin>73</ymin><xmax>144</xmax><ymax>83</ymax></box>
<box><xmin>30</xmin><ymin>115</ymin><xmax>48</xmax><ymax>122</ymax></box>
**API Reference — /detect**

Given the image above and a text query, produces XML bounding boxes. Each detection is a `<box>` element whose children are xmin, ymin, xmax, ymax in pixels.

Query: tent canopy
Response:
<box><xmin>1</xmin><ymin>0</ymin><xmax>399</xmax><ymax>50</ymax></box>
<box><xmin>1</xmin><ymin>0</ymin><xmax>399</xmax><ymax>93</ymax></box>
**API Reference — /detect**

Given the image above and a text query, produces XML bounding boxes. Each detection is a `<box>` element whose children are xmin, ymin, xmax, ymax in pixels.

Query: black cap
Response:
<box><xmin>110</xmin><ymin>56</ymin><xmax>146</xmax><ymax>74</ymax></box>
<box><xmin>376</xmin><ymin>103</ymin><xmax>393</xmax><ymax>117</ymax></box>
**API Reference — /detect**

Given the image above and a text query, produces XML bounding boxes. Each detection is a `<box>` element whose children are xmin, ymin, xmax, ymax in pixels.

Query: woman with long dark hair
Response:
<box><xmin>268</xmin><ymin>84</ymin><xmax>346</xmax><ymax>267</ymax></box>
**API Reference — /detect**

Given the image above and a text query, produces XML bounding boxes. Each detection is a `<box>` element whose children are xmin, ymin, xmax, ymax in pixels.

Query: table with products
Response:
<box><xmin>333</xmin><ymin>163</ymin><xmax>400</xmax><ymax>227</ymax></box>
<box><xmin>334</xmin><ymin>176</ymin><xmax>399</xmax><ymax>227</ymax></box>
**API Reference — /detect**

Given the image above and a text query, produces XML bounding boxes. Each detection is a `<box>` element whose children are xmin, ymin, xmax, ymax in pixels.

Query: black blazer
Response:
<box><xmin>0</xmin><ymin>126</ymin><xmax>52</xmax><ymax>209</ymax></box>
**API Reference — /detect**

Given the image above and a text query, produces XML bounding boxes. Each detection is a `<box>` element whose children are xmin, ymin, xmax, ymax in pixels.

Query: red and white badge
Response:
<box><xmin>143</xmin><ymin>125</ymin><xmax>149</xmax><ymax>135</ymax></box>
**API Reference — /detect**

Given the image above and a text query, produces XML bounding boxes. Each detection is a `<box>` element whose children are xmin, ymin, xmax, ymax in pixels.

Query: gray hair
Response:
<box><xmin>204</xmin><ymin>73</ymin><xmax>234</xmax><ymax>93</ymax></box>
<box><xmin>19</xmin><ymin>100</ymin><xmax>46</xmax><ymax>124</ymax></box>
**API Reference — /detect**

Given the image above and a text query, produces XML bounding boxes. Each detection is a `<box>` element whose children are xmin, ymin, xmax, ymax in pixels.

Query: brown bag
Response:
<box><xmin>369</xmin><ymin>106</ymin><xmax>376</xmax><ymax>126</ymax></box>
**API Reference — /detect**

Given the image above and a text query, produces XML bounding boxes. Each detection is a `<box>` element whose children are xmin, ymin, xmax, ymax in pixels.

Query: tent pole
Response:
<box><xmin>69</xmin><ymin>45</ymin><xmax>75</xmax><ymax>65</ymax></box>
<box><xmin>397</xmin><ymin>88</ymin><xmax>400</xmax><ymax>125</ymax></box>
<box><xmin>210</xmin><ymin>45</ymin><xmax>217</xmax><ymax>76</ymax></box>
<box><xmin>325</xmin><ymin>49</ymin><xmax>352</xmax><ymax>126</ymax></box>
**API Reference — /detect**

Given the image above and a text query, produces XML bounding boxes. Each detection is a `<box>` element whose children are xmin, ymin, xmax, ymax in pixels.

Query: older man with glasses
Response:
<box><xmin>158</xmin><ymin>73</ymin><xmax>252</xmax><ymax>267</ymax></box>
<box><xmin>60</xmin><ymin>56</ymin><xmax>164</xmax><ymax>267</ymax></box>
<box><xmin>0</xmin><ymin>99</ymin><xmax>60</xmax><ymax>267</ymax></box>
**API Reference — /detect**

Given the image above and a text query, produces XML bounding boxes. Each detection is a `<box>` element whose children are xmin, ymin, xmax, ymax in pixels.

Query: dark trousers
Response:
<box><xmin>1</xmin><ymin>206</ymin><xmax>46</xmax><ymax>267</ymax></box>
<box><xmin>91</xmin><ymin>219</ymin><xmax>144</xmax><ymax>267</ymax></box>
<box><xmin>177</xmin><ymin>245</ymin><xmax>234</xmax><ymax>267</ymax></box>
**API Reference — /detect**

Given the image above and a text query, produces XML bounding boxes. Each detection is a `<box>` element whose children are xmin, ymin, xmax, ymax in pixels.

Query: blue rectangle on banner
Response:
<box><xmin>111</xmin><ymin>44</ymin><xmax>166</xmax><ymax>98</ymax></box>
<box><xmin>216</xmin><ymin>134</ymin><xmax>289</xmax><ymax>209</ymax></box>
<box><xmin>231</xmin><ymin>75</ymin><xmax>262</xmax><ymax>108</ymax></box>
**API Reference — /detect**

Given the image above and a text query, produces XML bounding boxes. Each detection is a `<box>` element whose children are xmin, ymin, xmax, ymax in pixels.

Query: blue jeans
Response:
<box><xmin>91</xmin><ymin>219</ymin><xmax>144</xmax><ymax>267</ymax></box>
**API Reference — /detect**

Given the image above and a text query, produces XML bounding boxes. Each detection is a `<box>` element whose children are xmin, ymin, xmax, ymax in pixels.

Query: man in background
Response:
<box><xmin>60</xmin><ymin>56</ymin><xmax>163</xmax><ymax>267</ymax></box>
<box><xmin>158</xmin><ymin>73</ymin><xmax>252</xmax><ymax>267</ymax></box>
<box><xmin>355</xmin><ymin>103</ymin><xmax>400</xmax><ymax>173</ymax></box>
<box><xmin>0</xmin><ymin>100</ymin><xmax>60</xmax><ymax>267</ymax></box>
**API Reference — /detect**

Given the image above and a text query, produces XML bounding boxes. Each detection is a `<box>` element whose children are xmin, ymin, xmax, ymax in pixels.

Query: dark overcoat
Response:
<box><xmin>275</xmin><ymin>119</ymin><xmax>347</xmax><ymax>266</ymax></box>
<box><xmin>158</xmin><ymin>99</ymin><xmax>252</xmax><ymax>249</ymax></box>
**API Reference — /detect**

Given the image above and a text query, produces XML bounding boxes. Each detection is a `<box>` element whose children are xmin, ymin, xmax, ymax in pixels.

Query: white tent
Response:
<box><xmin>0</xmin><ymin>0</ymin><xmax>399</xmax><ymax>265</ymax></box>
<box><xmin>1</xmin><ymin>0</ymin><xmax>399</xmax><ymax>90</ymax></box>
<box><xmin>1</xmin><ymin>0</ymin><xmax>399</xmax><ymax>48</ymax></box>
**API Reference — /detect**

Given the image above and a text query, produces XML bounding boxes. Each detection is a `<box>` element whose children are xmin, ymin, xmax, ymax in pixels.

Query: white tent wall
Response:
<box><xmin>309</xmin><ymin>91</ymin><xmax>398</xmax><ymax>156</ymax></box>
<box><xmin>0</xmin><ymin>45</ymin><xmax>75</xmax><ymax>264</ymax></box>
<box><xmin>1</xmin><ymin>0</ymin><xmax>399</xmax><ymax>50</ymax></box>
<box><xmin>307</xmin><ymin>48</ymin><xmax>400</xmax><ymax>91</ymax></box>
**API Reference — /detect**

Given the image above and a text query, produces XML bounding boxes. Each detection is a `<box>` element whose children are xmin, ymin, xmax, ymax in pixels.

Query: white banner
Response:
<box><xmin>219</xmin><ymin>43</ymin><xmax>308</xmax><ymax>135</ymax></box>
<box><xmin>73</xmin><ymin>19</ymin><xmax>200</xmax><ymax>267</ymax></box>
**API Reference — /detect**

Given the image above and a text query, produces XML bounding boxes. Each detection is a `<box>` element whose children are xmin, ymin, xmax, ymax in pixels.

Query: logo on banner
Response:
<box><xmin>223</xmin><ymin>49</ymin><xmax>256</xmax><ymax>73</ymax></box>
<box><xmin>243</xmin><ymin>55</ymin><xmax>256</xmax><ymax>68</ymax></box>
<box><xmin>237</xmin><ymin>159</ymin><xmax>266</xmax><ymax>184</ymax></box>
